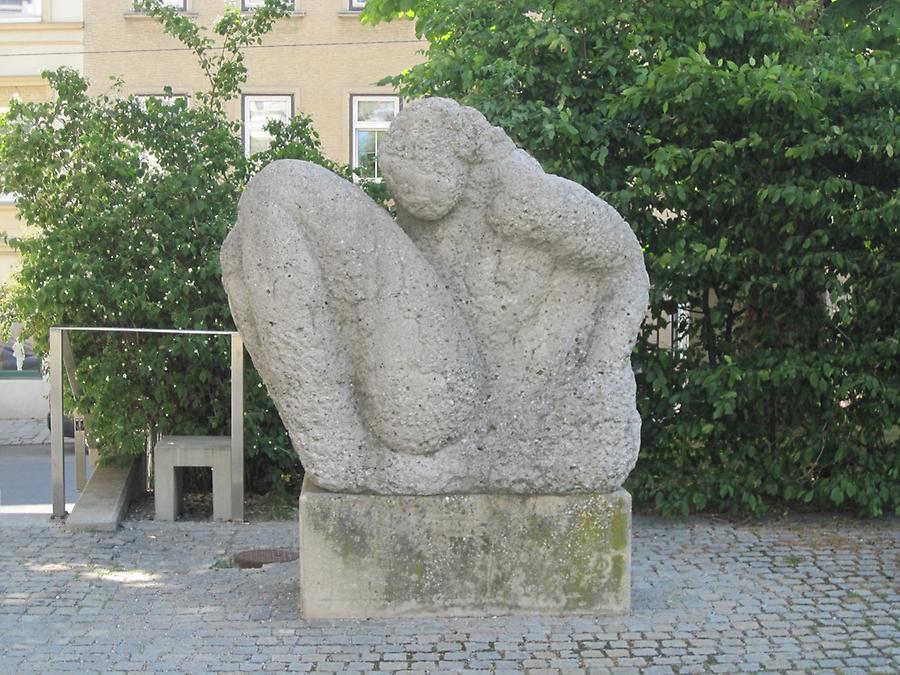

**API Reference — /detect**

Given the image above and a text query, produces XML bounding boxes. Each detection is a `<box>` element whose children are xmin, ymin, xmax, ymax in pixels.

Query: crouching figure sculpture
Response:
<box><xmin>220</xmin><ymin>98</ymin><xmax>649</xmax><ymax>496</ymax></box>
<box><xmin>223</xmin><ymin>98</ymin><xmax>649</xmax><ymax>618</ymax></box>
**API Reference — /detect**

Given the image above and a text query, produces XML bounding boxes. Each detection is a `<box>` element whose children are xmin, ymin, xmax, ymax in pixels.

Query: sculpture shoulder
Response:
<box><xmin>242</xmin><ymin>160</ymin><xmax>388</xmax><ymax>232</ymax></box>
<box><xmin>251</xmin><ymin>158</ymin><xmax>325</xmax><ymax>184</ymax></box>
<box><xmin>246</xmin><ymin>160</ymin><xmax>362</xmax><ymax>204</ymax></box>
<box><xmin>486</xmin><ymin>154</ymin><xmax>643</xmax><ymax>272</ymax></box>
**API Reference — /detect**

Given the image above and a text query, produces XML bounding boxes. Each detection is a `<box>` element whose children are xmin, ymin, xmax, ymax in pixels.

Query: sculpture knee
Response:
<box><xmin>226</xmin><ymin>160</ymin><xmax>484</xmax><ymax>458</ymax></box>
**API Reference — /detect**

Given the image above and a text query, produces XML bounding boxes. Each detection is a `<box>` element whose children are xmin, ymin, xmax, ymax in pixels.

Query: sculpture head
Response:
<box><xmin>380</xmin><ymin>97</ymin><xmax>513</xmax><ymax>221</ymax></box>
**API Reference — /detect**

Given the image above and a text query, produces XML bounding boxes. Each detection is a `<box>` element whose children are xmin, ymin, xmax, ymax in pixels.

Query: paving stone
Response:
<box><xmin>0</xmin><ymin>514</ymin><xmax>896</xmax><ymax>673</ymax></box>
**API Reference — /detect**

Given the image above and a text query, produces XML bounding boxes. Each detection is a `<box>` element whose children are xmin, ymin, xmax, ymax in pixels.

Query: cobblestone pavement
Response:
<box><xmin>0</xmin><ymin>514</ymin><xmax>897</xmax><ymax>674</ymax></box>
<box><xmin>0</xmin><ymin>418</ymin><xmax>49</xmax><ymax>445</ymax></box>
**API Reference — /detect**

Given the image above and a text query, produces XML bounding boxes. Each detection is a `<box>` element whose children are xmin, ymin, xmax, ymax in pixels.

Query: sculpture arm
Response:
<box><xmin>487</xmin><ymin>154</ymin><xmax>649</xmax><ymax>363</ymax></box>
<box><xmin>488</xmin><ymin>153</ymin><xmax>645</xmax><ymax>277</ymax></box>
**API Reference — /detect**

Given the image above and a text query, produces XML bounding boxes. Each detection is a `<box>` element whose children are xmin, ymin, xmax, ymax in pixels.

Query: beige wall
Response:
<box><xmin>0</xmin><ymin>77</ymin><xmax>47</xmax><ymax>288</ymax></box>
<box><xmin>0</xmin><ymin>3</ymin><xmax>84</xmax><ymax>417</ymax></box>
<box><xmin>84</xmin><ymin>0</ymin><xmax>425</xmax><ymax>164</ymax></box>
<box><xmin>0</xmin><ymin>8</ymin><xmax>84</xmax><ymax>292</ymax></box>
<box><xmin>1</xmin><ymin>1</ymin><xmax>422</xmax><ymax>416</ymax></box>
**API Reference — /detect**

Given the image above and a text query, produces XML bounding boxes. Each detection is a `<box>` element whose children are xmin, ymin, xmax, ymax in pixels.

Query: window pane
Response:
<box><xmin>243</xmin><ymin>95</ymin><xmax>291</xmax><ymax>156</ymax></box>
<box><xmin>248</xmin><ymin>98</ymin><xmax>290</xmax><ymax>124</ymax></box>
<box><xmin>135</xmin><ymin>94</ymin><xmax>187</xmax><ymax>110</ymax></box>
<box><xmin>356</xmin><ymin>130</ymin><xmax>378</xmax><ymax>178</ymax></box>
<box><xmin>248</xmin><ymin>130</ymin><xmax>273</xmax><ymax>156</ymax></box>
<box><xmin>356</xmin><ymin>100</ymin><xmax>396</xmax><ymax>124</ymax></box>
<box><xmin>134</xmin><ymin>0</ymin><xmax>182</xmax><ymax>9</ymax></box>
<box><xmin>243</xmin><ymin>0</ymin><xmax>264</xmax><ymax>8</ymax></box>
<box><xmin>351</xmin><ymin>96</ymin><xmax>398</xmax><ymax>180</ymax></box>
<box><xmin>0</xmin><ymin>0</ymin><xmax>40</xmax><ymax>17</ymax></box>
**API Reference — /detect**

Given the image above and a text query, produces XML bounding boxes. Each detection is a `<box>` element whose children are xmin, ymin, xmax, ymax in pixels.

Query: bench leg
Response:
<box><xmin>212</xmin><ymin>466</ymin><xmax>233</xmax><ymax>521</ymax></box>
<box><xmin>154</xmin><ymin>463</ymin><xmax>182</xmax><ymax>521</ymax></box>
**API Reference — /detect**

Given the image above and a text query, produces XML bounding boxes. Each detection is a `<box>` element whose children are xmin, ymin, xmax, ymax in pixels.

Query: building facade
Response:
<box><xmin>0</xmin><ymin>0</ymin><xmax>422</xmax><ymax>419</ymax></box>
<box><xmin>0</xmin><ymin>0</ymin><xmax>83</xmax><ymax>417</ymax></box>
<box><xmin>84</xmin><ymin>0</ymin><xmax>425</xmax><ymax>174</ymax></box>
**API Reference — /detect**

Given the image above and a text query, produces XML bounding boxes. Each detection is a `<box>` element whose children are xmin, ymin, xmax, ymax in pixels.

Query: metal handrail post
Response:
<box><xmin>61</xmin><ymin>332</ymin><xmax>88</xmax><ymax>491</ymax></box>
<box><xmin>73</xmin><ymin>414</ymin><xmax>87</xmax><ymax>491</ymax></box>
<box><xmin>230</xmin><ymin>332</ymin><xmax>244</xmax><ymax>522</ymax></box>
<box><xmin>49</xmin><ymin>328</ymin><xmax>66</xmax><ymax>519</ymax></box>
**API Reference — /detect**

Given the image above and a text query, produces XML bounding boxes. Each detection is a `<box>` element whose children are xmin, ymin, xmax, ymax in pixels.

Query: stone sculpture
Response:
<box><xmin>221</xmin><ymin>97</ymin><xmax>649</xmax><ymax>496</ymax></box>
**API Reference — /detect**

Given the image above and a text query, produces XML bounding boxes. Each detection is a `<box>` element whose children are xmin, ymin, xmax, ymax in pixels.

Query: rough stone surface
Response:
<box><xmin>221</xmin><ymin>97</ymin><xmax>649</xmax><ymax>494</ymax></box>
<box><xmin>1</xmin><ymin>514</ymin><xmax>897</xmax><ymax>673</ymax></box>
<box><xmin>299</xmin><ymin>478</ymin><xmax>631</xmax><ymax>619</ymax></box>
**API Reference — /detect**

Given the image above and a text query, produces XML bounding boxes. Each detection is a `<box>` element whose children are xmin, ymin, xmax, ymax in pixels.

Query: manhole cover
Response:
<box><xmin>232</xmin><ymin>548</ymin><xmax>299</xmax><ymax>569</ymax></box>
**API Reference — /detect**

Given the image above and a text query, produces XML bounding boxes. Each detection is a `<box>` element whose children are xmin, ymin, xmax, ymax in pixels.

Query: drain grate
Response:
<box><xmin>232</xmin><ymin>548</ymin><xmax>299</xmax><ymax>569</ymax></box>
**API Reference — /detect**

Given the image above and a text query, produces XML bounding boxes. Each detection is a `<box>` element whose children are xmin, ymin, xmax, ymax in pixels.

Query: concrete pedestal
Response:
<box><xmin>298</xmin><ymin>478</ymin><xmax>631</xmax><ymax>618</ymax></box>
<box><xmin>154</xmin><ymin>436</ymin><xmax>233</xmax><ymax>521</ymax></box>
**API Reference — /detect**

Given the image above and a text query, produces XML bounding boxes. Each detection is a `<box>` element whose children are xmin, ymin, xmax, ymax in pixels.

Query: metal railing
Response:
<box><xmin>49</xmin><ymin>327</ymin><xmax>244</xmax><ymax>521</ymax></box>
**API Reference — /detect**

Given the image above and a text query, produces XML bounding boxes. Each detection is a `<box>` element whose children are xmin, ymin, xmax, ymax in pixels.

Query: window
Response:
<box><xmin>0</xmin><ymin>102</ymin><xmax>17</xmax><ymax>203</ymax></box>
<box><xmin>350</xmin><ymin>0</ymin><xmax>365</xmax><ymax>8</ymax></box>
<box><xmin>134</xmin><ymin>94</ymin><xmax>188</xmax><ymax>109</ymax></box>
<box><xmin>243</xmin><ymin>0</ymin><xmax>297</xmax><ymax>9</ymax></box>
<box><xmin>351</xmin><ymin>95</ymin><xmax>399</xmax><ymax>181</ymax></box>
<box><xmin>649</xmin><ymin>302</ymin><xmax>690</xmax><ymax>353</ymax></box>
<box><xmin>133</xmin><ymin>0</ymin><xmax>185</xmax><ymax>10</ymax></box>
<box><xmin>0</xmin><ymin>0</ymin><xmax>41</xmax><ymax>20</ymax></box>
<box><xmin>242</xmin><ymin>95</ymin><xmax>292</xmax><ymax>156</ymax></box>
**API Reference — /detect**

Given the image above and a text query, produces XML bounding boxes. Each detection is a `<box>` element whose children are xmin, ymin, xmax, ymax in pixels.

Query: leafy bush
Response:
<box><xmin>0</xmin><ymin>0</ymin><xmax>378</xmax><ymax>494</ymax></box>
<box><xmin>363</xmin><ymin>0</ymin><xmax>899</xmax><ymax>515</ymax></box>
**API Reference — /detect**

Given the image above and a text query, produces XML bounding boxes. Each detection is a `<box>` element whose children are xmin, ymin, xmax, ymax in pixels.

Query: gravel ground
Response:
<box><xmin>125</xmin><ymin>489</ymin><xmax>297</xmax><ymax>523</ymax></box>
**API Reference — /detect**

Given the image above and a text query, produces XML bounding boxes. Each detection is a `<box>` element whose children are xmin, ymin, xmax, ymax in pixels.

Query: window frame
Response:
<box><xmin>242</xmin><ymin>93</ymin><xmax>294</xmax><ymax>157</ymax></box>
<box><xmin>350</xmin><ymin>94</ymin><xmax>400</xmax><ymax>182</ymax></box>
<box><xmin>349</xmin><ymin>0</ymin><xmax>365</xmax><ymax>10</ymax></box>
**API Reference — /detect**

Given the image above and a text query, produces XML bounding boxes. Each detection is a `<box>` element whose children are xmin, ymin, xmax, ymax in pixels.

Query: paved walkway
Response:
<box><xmin>0</xmin><ymin>419</ymin><xmax>82</xmax><ymax>518</ymax></box>
<box><xmin>0</xmin><ymin>443</ymin><xmax>82</xmax><ymax>518</ymax></box>
<box><xmin>0</xmin><ymin>514</ymin><xmax>896</xmax><ymax>674</ymax></box>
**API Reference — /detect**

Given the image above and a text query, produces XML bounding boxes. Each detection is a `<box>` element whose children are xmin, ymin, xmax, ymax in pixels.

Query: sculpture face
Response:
<box><xmin>381</xmin><ymin>150</ymin><xmax>466</xmax><ymax>221</ymax></box>
<box><xmin>221</xmin><ymin>97</ymin><xmax>650</xmax><ymax>496</ymax></box>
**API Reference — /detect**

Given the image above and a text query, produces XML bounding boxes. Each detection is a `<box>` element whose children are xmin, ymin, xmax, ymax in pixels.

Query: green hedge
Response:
<box><xmin>362</xmin><ymin>0</ymin><xmax>899</xmax><ymax>515</ymax></box>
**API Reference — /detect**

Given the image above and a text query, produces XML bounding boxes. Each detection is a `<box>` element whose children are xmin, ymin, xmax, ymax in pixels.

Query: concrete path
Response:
<box><xmin>0</xmin><ymin>442</ymin><xmax>82</xmax><ymax>520</ymax></box>
<box><xmin>0</xmin><ymin>419</ymin><xmax>85</xmax><ymax>521</ymax></box>
<box><xmin>0</xmin><ymin>514</ymin><xmax>896</xmax><ymax>674</ymax></box>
